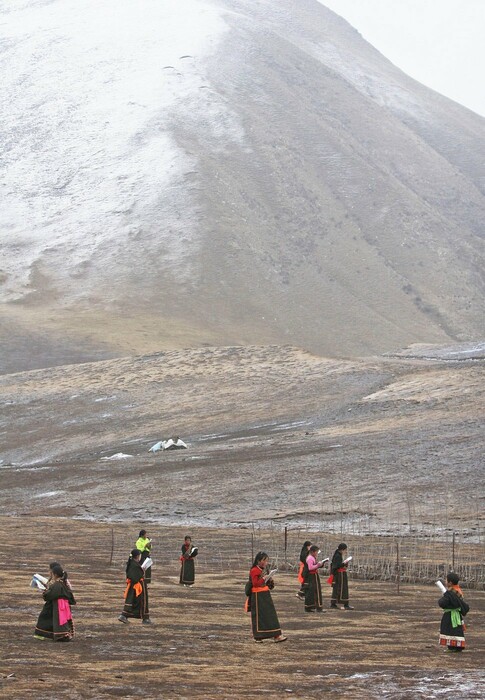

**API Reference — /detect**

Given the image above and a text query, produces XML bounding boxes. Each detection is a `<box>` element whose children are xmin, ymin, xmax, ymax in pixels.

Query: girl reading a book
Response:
<box><xmin>438</xmin><ymin>572</ymin><xmax>469</xmax><ymax>651</ymax></box>
<box><xmin>135</xmin><ymin>529</ymin><xmax>152</xmax><ymax>583</ymax></box>
<box><xmin>304</xmin><ymin>545</ymin><xmax>326</xmax><ymax>613</ymax></box>
<box><xmin>179</xmin><ymin>535</ymin><xmax>198</xmax><ymax>586</ymax></box>
<box><xmin>247</xmin><ymin>551</ymin><xmax>287</xmax><ymax>643</ymax></box>
<box><xmin>118</xmin><ymin>549</ymin><xmax>151</xmax><ymax>624</ymax></box>
<box><xmin>328</xmin><ymin>543</ymin><xmax>354</xmax><ymax>609</ymax></box>
<box><xmin>34</xmin><ymin>564</ymin><xmax>76</xmax><ymax>641</ymax></box>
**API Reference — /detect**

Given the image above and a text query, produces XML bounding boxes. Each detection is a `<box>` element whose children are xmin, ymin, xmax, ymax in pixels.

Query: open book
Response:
<box><xmin>30</xmin><ymin>573</ymin><xmax>48</xmax><ymax>590</ymax></box>
<box><xmin>141</xmin><ymin>557</ymin><xmax>153</xmax><ymax>571</ymax></box>
<box><xmin>264</xmin><ymin>568</ymin><xmax>278</xmax><ymax>581</ymax></box>
<box><xmin>343</xmin><ymin>556</ymin><xmax>352</xmax><ymax>565</ymax></box>
<box><xmin>319</xmin><ymin>557</ymin><xmax>329</xmax><ymax>566</ymax></box>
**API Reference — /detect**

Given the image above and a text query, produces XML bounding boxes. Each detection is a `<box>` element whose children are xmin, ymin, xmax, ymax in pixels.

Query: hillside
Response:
<box><xmin>1</xmin><ymin>0</ymin><xmax>484</xmax><ymax>372</ymax></box>
<box><xmin>1</xmin><ymin>344</ymin><xmax>483</xmax><ymax>538</ymax></box>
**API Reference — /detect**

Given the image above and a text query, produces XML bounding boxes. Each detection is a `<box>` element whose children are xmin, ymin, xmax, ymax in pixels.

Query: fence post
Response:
<box><xmin>396</xmin><ymin>540</ymin><xmax>400</xmax><ymax>595</ymax></box>
<box><xmin>251</xmin><ymin>527</ymin><xmax>254</xmax><ymax>564</ymax></box>
<box><xmin>452</xmin><ymin>531</ymin><xmax>455</xmax><ymax>570</ymax></box>
<box><xmin>109</xmin><ymin>527</ymin><xmax>114</xmax><ymax>566</ymax></box>
<box><xmin>284</xmin><ymin>526</ymin><xmax>288</xmax><ymax>569</ymax></box>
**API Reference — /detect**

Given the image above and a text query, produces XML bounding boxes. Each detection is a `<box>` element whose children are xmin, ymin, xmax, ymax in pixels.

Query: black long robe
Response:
<box><xmin>248</xmin><ymin>566</ymin><xmax>281</xmax><ymax>640</ymax></box>
<box><xmin>180</xmin><ymin>544</ymin><xmax>198</xmax><ymax>585</ymax></box>
<box><xmin>34</xmin><ymin>581</ymin><xmax>76</xmax><ymax>640</ymax></box>
<box><xmin>121</xmin><ymin>560</ymin><xmax>149</xmax><ymax>620</ymax></box>
<box><xmin>305</xmin><ymin>567</ymin><xmax>323</xmax><ymax>611</ymax></box>
<box><xmin>330</xmin><ymin>549</ymin><xmax>349</xmax><ymax>605</ymax></box>
<box><xmin>438</xmin><ymin>589</ymin><xmax>469</xmax><ymax>649</ymax></box>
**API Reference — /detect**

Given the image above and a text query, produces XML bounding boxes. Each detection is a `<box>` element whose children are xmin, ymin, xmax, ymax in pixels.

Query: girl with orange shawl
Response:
<box><xmin>118</xmin><ymin>549</ymin><xmax>151</xmax><ymax>624</ymax></box>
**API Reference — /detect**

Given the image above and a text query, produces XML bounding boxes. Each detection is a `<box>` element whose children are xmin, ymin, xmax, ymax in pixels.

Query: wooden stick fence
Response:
<box><xmin>108</xmin><ymin>524</ymin><xmax>485</xmax><ymax>590</ymax></box>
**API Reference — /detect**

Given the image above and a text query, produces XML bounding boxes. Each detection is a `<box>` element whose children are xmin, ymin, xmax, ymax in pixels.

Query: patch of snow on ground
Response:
<box><xmin>33</xmin><ymin>490</ymin><xmax>64</xmax><ymax>498</ymax></box>
<box><xmin>100</xmin><ymin>452</ymin><xmax>133</xmax><ymax>460</ymax></box>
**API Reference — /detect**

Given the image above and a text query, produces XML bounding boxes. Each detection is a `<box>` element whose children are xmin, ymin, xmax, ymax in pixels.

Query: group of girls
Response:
<box><xmin>33</xmin><ymin>535</ymin><xmax>471</xmax><ymax>650</ymax></box>
<box><xmin>245</xmin><ymin>540</ymin><xmax>353</xmax><ymax>643</ymax></box>
<box><xmin>296</xmin><ymin>540</ymin><xmax>353</xmax><ymax>612</ymax></box>
<box><xmin>118</xmin><ymin>532</ymin><xmax>198</xmax><ymax>625</ymax></box>
<box><xmin>33</xmin><ymin>532</ymin><xmax>198</xmax><ymax>637</ymax></box>
<box><xmin>247</xmin><ymin>541</ymin><xmax>471</xmax><ymax>650</ymax></box>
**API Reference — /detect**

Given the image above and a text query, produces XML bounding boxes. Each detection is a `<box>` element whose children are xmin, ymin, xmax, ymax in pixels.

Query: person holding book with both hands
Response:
<box><xmin>180</xmin><ymin>535</ymin><xmax>198</xmax><ymax>586</ymax></box>
<box><xmin>246</xmin><ymin>551</ymin><xmax>287</xmax><ymax>643</ymax></box>
<box><xmin>135</xmin><ymin>529</ymin><xmax>152</xmax><ymax>584</ymax></box>
<box><xmin>118</xmin><ymin>549</ymin><xmax>151</xmax><ymax>624</ymax></box>
<box><xmin>328</xmin><ymin>543</ymin><xmax>354</xmax><ymax>609</ymax></box>
<box><xmin>304</xmin><ymin>545</ymin><xmax>328</xmax><ymax>613</ymax></box>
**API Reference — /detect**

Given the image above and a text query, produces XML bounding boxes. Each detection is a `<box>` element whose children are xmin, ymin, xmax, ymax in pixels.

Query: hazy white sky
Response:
<box><xmin>319</xmin><ymin>0</ymin><xmax>485</xmax><ymax>117</ymax></box>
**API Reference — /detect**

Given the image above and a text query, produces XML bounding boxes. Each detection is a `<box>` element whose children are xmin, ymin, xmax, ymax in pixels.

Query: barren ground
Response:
<box><xmin>1</xmin><ymin>345</ymin><xmax>484</xmax><ymax>536</ymax></box>
<box><xmin>1</xmin><ymin>517</ymin><xmax>484</xmax><ymax>699</ymax></box>
<box><xmin>1</xmin><ymin>344</ymin><xmax>484</xmax><ymax>697</ymax></box>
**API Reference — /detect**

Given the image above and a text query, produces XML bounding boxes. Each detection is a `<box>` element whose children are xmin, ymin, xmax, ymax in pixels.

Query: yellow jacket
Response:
<box><xmin>136</xmin><ymin>537</ymin><xmax>151</xmax><ymax>553</ymax></box>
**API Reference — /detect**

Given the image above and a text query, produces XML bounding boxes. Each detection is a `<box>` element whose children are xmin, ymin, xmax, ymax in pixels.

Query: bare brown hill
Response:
<box><xmin>1</xmin><ymin>0</ymin><xmax>484</xmax><ymax>373</ymax></box>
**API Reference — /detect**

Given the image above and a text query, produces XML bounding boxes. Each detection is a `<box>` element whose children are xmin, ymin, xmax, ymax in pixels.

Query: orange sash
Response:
<box><xmin>327</xmin><ymin>567</ymin><xmax>346</xmax><ymax>585</ymax></box>
<box><xmin>244</xmin><ymin>585</ymin><xmax>269</xmax><ymax>612</ymax></box>
<box><xmin>124</xmin><ymin>578</ymin><xmax>143</xmax><ymax>599</ymax></box>
<box><xmin>298</xmin><ymin>562</ymin><xmax>304</xmax><ymax>584</ymax></box>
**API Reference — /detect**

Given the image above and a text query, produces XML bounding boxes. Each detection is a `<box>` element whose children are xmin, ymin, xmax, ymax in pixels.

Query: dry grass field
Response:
<box><xmin>1</xmin><ymin>344</ymin><xmax>484</xmax><ymax>697</ymax></box>
<box><xmin>0</xmin><ymin>517</ymin><xmax>484</xmax><ymax>699</ymax></box>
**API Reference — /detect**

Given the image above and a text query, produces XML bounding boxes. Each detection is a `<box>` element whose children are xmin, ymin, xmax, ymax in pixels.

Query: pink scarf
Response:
<box><xmin>58</xmin><ymin>598</ymin><xmax>72</xmax><ymax>626</ymax></box>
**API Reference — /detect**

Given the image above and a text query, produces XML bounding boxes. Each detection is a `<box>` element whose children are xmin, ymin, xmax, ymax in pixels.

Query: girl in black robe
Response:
<box><xmin>179</xmin><ymin>536</ymin><xmax>198</xmax><ymax>586</ymax></box>
<box><xmin>328</xmin><ymin>543</ymin><xmax>353</xmax><ymax>609</ymax></box>
<box><xmin>118</xmin><ymin>549</ymin><xmax>151</xmax><ymax>624</ymax></box>
<box><xmin>247</xmin><ymin>551</ymin><xmax>287</xmax><ymax>643</ymax></box>
<box><xmin>304</xmin><ymin>545</ymin><xmax>326</xmax><ymax>612</ymax></box>
<box><xmin>34</xmin><ymin>564</ymin><xmax>76</xmax><ymax>641</ymax></box>
<box><xmin>438</xmin><ymin>572</ymin><xmax>469</xmax><ymax>651</ymax></box>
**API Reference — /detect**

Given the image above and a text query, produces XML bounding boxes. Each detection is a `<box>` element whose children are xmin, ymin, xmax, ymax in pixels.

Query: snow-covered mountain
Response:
<box><xmin>1</xmin><ymin>0</ymin><xmax>484</xmax><ymax>372</ymax></box>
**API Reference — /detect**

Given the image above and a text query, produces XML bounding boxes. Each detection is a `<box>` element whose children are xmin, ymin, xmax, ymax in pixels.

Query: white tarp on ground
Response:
<box><xmin>149</xmin><ymin>438</ymin><xmax>188</xmax><ymax>452</ymax></box>
<box><xmin>162</xmin><ymin>438</ymin><xmax>187</xmax><ymax>450</ymax></box>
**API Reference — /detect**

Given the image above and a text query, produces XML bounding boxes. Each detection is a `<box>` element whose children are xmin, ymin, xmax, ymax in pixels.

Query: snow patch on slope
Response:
<box><xmin>0</xmin><ymin>0</ymin><xmax>234</xmax><ymax>300</ymax></box>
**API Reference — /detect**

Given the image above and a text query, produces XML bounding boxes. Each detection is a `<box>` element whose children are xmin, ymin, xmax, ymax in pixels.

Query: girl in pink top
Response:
<box><xmin>304</xmin><ymin>545</ymin><xmax>327</xmax><ymax>613</ymax></box>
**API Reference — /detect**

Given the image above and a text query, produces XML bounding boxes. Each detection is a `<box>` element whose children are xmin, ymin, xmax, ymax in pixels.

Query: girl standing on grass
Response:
<box><xmin>247</xmin><ymin>551</ymin><xmax>287</xmax><ymax>643</ymax></box>
<box><xmin>118</xmin><ymin>549</ymin><xmax>151</xmax><ymax>624</ymax></box>
<box><xmin>328</xmin><ymin>543</ymin><xmax>354</xmax><ymax>609</ymax></box>
<box><xmin>438</xmin><ymin>572</ymin><xmax>469</xmax><ymax>652</ymax></box>
<box><xmin>34</xmin><ymin>564</ymin><xmax>76</xmax><ymax>641</ymax></box>
<box><xmin>135</xmin><ymin>529</ymin><xmax>152</xmax><ymax>584</ymax></box>
<box><xmin>296</xmin><ymin>540</ymin><xmax>312</xmax><ymax>600</ymax></box>
<box><xmin>179</xmin><ymin>535</ymin><xmax>198</xmax><ymax>586</ymax></box>
<box><xmin>304</xmin><ymin>545</ymin><xmax>326</xmax><ymax>613</ymax></box>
